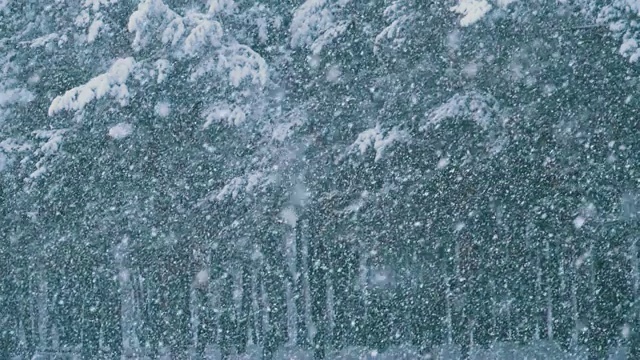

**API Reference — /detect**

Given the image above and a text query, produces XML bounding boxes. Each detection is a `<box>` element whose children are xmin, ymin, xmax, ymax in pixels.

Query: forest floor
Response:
<box><xmin>18</xmin><ymin>342</ymin><xmax>629</xmax><ymax>359</ymax></box>
<box><xmin>176</xmin><ymin>342</ymin><xmax>629</xmax><ymax>359</ymax></box>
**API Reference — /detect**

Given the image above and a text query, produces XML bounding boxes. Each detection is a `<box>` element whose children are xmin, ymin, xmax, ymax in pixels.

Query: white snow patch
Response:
<box><xmin>326</xmin><ymin>65</ymin><xmax>342</xmax><ymax>82</ymax></box>
<box><xmin>0</xmin><ymin>88</ymin><xmax>35</xmax><ymax>107</ymax></box>
<box><xmin>119</xmin><ymin>269</ymin><xmax>130</xmax><ymax>282</ymax></box>
<box><xmin>28</xmin><ymin>74</ymin><xmax>41</xmax><ymax>85</ymax></box>
<box><xmin>307</xmin><ymin>54</ymin><xmax>321</xmax><ymax>68</ymax></box>
<box><xmin>289</xmin><ymin>0</ymin><xmax>351</xmax><ymax>54</ymax></box>
<box><xmin>621</xmin><ymin>192</ymin><xmax>640</xmax><ymax>221</ymax></box>
<box><xmin>272</xmin><ymin>119</ymin><xmax>302</xmax><ymax>142</ymax></box>
<box><xmin>155</xmin><ymin>59</ymin><xmax>171</xmax><ymax>84</ymax></box>
<box><xmin>451</xmin><ymin>0</ymin><xmax>492</xmax><ymax>27</ymax></box>
<box><xmin>447</xmin><ymin>29</ymin><xmax>462</xmax><ymax>53</ymax></box>
<box><xmin>48</xmin><ymin>57</ymin><xmax>136</xmax><ymax>115</ymax></box>
<box><xmin>291</xmin><ymin>181</ymin><xmax>310</xmax><ymax>206</ymax></box>
<box><xmin>203</xmin><ymin>103</ymin><xmax>246</xmax><ymax>128</ymax></box>
<box><xmin>182</xmin><ymin>18</ymin><xmax>223</xmax><ymax>55</ymax></box>
<box><xmin>290</xmin><ymin>0</ymin><xmax>330</xmax><ymax>47</ymax></box>
<box><xmin>75</xmin><ymin>10</ymin><xmax>90</xmax><ymax>27</ymax></box>
<box><xmin>575</xmin><ymin>249</ymin><xmax>591</xmax><ymax>268</ymax></box>
<box><xmin>216</xmin><ymin>44</ymin><xmax>268</xmax><ymax>87</ymax></box>
<box><xmin>32</xmin><ymin>129</ymin><xmax>67</xmax><ymax>156</ymax></box>
<box><xmin>462</xmin><ymin>61</ymin><xmax>479</xmax><ymax>78</ymax></box>
<box><xmin>280</xmin><ymin>207</ymin><xmax>298</xmax><ymax>227</ymax></box>
<box><xmin>0</xmin><ymin>138</ymin><xmax>31</xmax><ymax>153</ymax></box>
<box><xmin>154</xmin><ymin>101</ymin><xmax>171</xmax><ymax>117</ymax></box>
<box><xmin>208</xmin><ymin>0</ymin><xmax>235</xmax><ymax>15</ymax></box>
<box><xmin>128</xmin><ymin>0</ymin><xmax>178</xmax><ymax>51</ymax></box>
<box><xmin>108</xmin><ymin>123</ymin><xmax>133</xmax><ymax>139</ymax></box>
<box><xmin>437</xmin><ymin>157</ymin><xmax>450</xmax><ymax>169</ymax></box>
<box><xmin>573</xmin><ymin>215</ymin><xmax>586</xmax><ymax>229</ymax></box>
<box><xmin>28</xmin><ymin>165</ymin><xmax>47</xmax><ymax>179</ymax></box>
<box><xmin>622</xmin><ymin>323</ymin><xmax>631</xmax><ymax>339</ymax></box>
<box><xmin>350</xmin><ymin>124</ymin><xmax>408</xmax><ymax>161</ymax></box>
<box><xmin>28</xmin><ymin>33</ymin><xmax>59</xmax><ymax>48</ymax></box>
<box><xmin>195</xmin><ymin>269</ymin><xmax>209</xmax><ymax>287</ymax></box>
<box><xmin>87</xmin><ymin>18</ymin><xmax>104</xmax><ymax>43</ymax></box>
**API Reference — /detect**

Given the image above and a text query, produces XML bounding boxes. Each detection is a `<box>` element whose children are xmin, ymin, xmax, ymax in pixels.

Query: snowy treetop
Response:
<box><xmin>422</xmin><ymin>92</ymin><xmax>501</xmax><ymax>131</ymax></box>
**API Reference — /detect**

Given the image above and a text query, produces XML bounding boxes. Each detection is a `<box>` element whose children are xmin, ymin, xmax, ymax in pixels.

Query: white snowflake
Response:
<box><xmin>195</xmin><ymin>269</ymin><xmax>209</xmax><ymax>287</ymax></box>
<box><xmin>573</xmin><ymin>215</ymin><xmax>586</xmax><ymax>229</ymax></box>
<box><xmin>154</xmin><ymin>101</ymin><xmax>171</xmax><ymax>117</ymax></box>
<box><xmin>280</xmin><ymin>207</ymin><xmax>298</xmax><ymax>227</ymax></box>
<box><xmin>108</xmin><ymin>123</ymin><xmax>133</xmax><ymax>139</ymax></box>
<box><xmin>437</xmin><ymin>157</ymin><xmax>450</xmax><ymax>169</ymax></box>
<box><xmin>326</xmin><ymin>65</ymin><xmax>342</xmax><ymax>83</ymax></box>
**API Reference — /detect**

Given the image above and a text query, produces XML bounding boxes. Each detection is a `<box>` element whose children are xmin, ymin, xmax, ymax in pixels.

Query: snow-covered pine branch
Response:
<box><xmin>374</xmin><ymin>0</ymin><xmax>415</xmax><ymax>56</ymax></box>
<box><xmin>595</xmin><ymin>0</ymin><xmax>640</xmax><ymax>62</ymax></box>
<box><xmin>347</xmin><ymin>124</ymin><xmax>409</xmax><ymax>162</ymax></box>
<box><xmin>290</xmin><ymin>0</ymin><xmax>351</xmax><ymax>54</ymax></box>
<box><xmin>128</xmin><ymin>0</ymin><xmax>180</xmax><ymax>52</ymax></box>
<box><xmin>422</xmin><ymin>92</ymin><xmax>500</xmax><ymax>131</ymax></box>
<box><xmin>48</xmin><ymin>57</ymin><xmax>136</xmax><ymax>115</ymax></box>
<box><xmin>129</xmin><ymin>0</ymin><xmax>224</xmax><ymax>56</ymax></box>
<box><xmin>422</xmin><ymin>92</ymin><xmax>507</xmax><ymax>156</ymax></box>
<box><xmin>450</xmin><ymin>0</ymin><xmax>518</xmax><ymax>27</ymax></box>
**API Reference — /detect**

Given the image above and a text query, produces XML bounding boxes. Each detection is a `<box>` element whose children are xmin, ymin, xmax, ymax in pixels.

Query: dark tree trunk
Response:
<box><xmin>237</xmin><ymin>265</ymin><xmax>251</xmax><ymax>354</ymax></box>
<box><xmin>295</xmin><ymin>220</ymin><xmax>309</xmax><ymax>348</ymax></box>
<box><xmin>101</xmin><ymin>268</ymin><xmax>122</xmax><ymax>359</ymax></box>
<box><xmin>308</xmin><ymin>214</ymin><xmax>328</xmax><ymax>360</ymax></box>
<box><xmin>219</xmin><ymin>272</ymin><xmax>236</xmax><ymax>358</ymax></box>
<box><xmin>329</xmin><ymin>235</ymin><xmax>358</xmax><ymax>349</ymax></box>
<box><xmin>262</xmin><ymin>229</ymin><xmax>287</xmax><ymax>360</ymax></box>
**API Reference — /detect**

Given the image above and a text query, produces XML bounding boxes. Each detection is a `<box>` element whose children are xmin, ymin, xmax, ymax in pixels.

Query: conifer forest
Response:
<box><xmin>1</xmin><ymin>1</ymin><xmax>640</xmax><ymax>359</ymax></box>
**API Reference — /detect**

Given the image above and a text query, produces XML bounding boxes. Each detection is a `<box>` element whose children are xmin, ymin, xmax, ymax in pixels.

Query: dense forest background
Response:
<box><xmin>1</xmin><ymin>0</ymin><xmax>640</xmax><ymax>359</ymax></box>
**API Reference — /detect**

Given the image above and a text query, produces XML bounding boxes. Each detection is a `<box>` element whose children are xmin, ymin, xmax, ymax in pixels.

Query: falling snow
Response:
<box><xmin>154</xmin><ymin>101</ymin><xmax>171</xmax><ymax>117</ymax></box>
<box><xmin>108</xmin><ymin>122</ymin><xmax>133</xmax><ymax>139</ymax></box>
<box><xmin>1</xmin><ymin>1</ymin><xmax>639</xmax><ymax>359</ymax></box>
<box><xmin>573</xmin><ymin>215</ymin><xmax>586</xmax><ymax>229</ymax></box>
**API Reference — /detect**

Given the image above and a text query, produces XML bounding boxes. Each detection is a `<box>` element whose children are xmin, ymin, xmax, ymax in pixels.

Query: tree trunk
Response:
<box><xmin>309</xmin><ymin>214</ymin><xmax>328</xmax><ymax>359</ymax></box>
